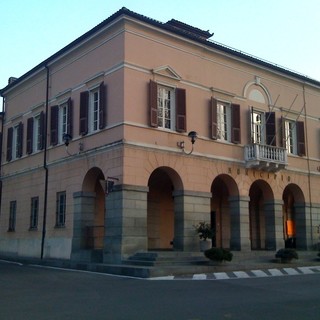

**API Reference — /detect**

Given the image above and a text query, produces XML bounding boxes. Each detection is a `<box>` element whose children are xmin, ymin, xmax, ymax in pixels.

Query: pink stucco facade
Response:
<box><xmin>0</xmin><ymin>8</ymin><xmax>319</xmax><ymax>263</ymax></box>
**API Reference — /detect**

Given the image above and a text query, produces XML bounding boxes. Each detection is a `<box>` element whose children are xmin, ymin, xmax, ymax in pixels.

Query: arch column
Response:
<box><xmin>71</xmin><ymin>191</ymin><xmax>96</xmax><ymax>259</ymax></box>
<box><xmin>229</xmin><ymin>196</ymin><xmax>251</xmax><ymax>251</ymax></box>
<box><xmin>103</xmin><ymin>184</ymin><xmax>148</xmax><ymax>264</ymax></box>
<box><xmin>264</xmin><ymin>200</ymin><xmax>284</xmax><ymax>250</ymax></box>
<box><xmin>173</xmin><ymin>190</ymin><xmax>211</xmax><ymax>251</ymax></box>
<box><xmin>295</xmin><ymin>202</ymin><xmax>309</xmax><ymax>249</ymax></box>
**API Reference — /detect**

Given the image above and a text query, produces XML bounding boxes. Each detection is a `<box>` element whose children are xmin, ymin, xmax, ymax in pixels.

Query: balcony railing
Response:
<box><xmin>244</xmin><ymin>144</ymin><xmax>287</xmax><ymax>172</ymax></box>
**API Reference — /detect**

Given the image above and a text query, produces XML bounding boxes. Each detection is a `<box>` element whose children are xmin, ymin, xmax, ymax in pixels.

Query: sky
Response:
<box><xmin>1</xmin><ymin>0</ymin><xmax>320</xmax><ymax>91</ymax></box>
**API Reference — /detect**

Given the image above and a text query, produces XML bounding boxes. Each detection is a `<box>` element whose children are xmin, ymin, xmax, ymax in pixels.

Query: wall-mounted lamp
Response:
<box><xmin>62</xmin><ymin>133</ymin><xmax>72</xmax><ymax>146</ymax></box>
<box><xmin>177</xmin><ymin>131</ymin><xmax>198</xmax><ymax>155</ymax></box>
<box><xmin>100</xmin><ymin>177</ymin><xmax>119</xmax><ymax>196</ymax></box>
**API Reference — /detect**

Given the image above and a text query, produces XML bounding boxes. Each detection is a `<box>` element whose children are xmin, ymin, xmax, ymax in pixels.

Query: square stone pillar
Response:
<box><xmin>295</xmin><ymin>202</ymin><xmax>312</xmax><ymax>250</ymax></box>
<box><xmin>71</xmin><ymin>191</ymin><xmax>96</xmax><ymax>254</ymax></box>
<box><xmin>173</xmin><ymin>190</ymin><xmax>211</xmax><ymax>252</ymax></box>
<box><xmin>103</xmin><ymin>184</ymin><xmax>148</xmax><ymax>264</ymax></box>
<box><xmin>229</xmin><ymin>196</ymin><xmax>251</xmax><ymax>251</ymax></box>
<box><xmin>264</xmin><ymin>200</ymin><xmax>284</xmax><ymax>250</ymax></box>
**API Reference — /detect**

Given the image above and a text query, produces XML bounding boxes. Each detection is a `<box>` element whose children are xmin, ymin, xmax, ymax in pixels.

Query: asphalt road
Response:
<box><xmin>0</xmin><ymin>260</ymin><xmax>319</xmax><ymax>320</ymax></box>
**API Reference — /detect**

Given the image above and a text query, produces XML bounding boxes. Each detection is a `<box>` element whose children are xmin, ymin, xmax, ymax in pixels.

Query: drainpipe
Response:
<box><xmin>0</xmin><ymin>97</ymin><xmax>5</xmax><ymax>214</ymax></box>
<box><xmin>41</xmin><ymin>65</ymin><xmax>50</xmax><ymax>259</ymax></box>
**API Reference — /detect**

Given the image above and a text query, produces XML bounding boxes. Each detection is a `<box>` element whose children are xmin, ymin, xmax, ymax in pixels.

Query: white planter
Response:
<box><xmin>200</xmin><ymin>240</ymin><xmax>211</xmax><ymax>252</ymax></box>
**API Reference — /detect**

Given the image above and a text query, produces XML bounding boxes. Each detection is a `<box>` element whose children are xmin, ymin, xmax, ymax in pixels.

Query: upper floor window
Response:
<box><xmin>211</xmin><ymin>98</ymin><xmax>240</xmax><ymax>144</ymax></box>
<box><xmin>6</xmin><ymin>122</ymin><xmax>23</xmax><ymax>161</ymax></box>
<box><xmin>27</xmin><ymin>112</ymin><xmax>45</xmax><ymax>154</ymax></box>
<box><xmin>149</xmin><ymin>80</ymin><xmax>186</xmax><ymax>132</ymax></box>
<box><xmin>283</xmin><ymin>119</ymin><xmax>305</xmax><ymax>156</ymax></box>
<box><xmin>50</xmin><ymin>98</ymin><xmax>73</xmax><ymax>146</ymax></box>
<box><xmin>79</xmin><ymin>82</ymin><xmax>106</xmax><ymax>136</ymax></box>
<box><xmin>8</xmin><ymin>200</ymin><xmax>17</xmax><ymax>232</ymax></box>
<box><xmin>250</xmin><ymin>108</ymin><xmax>276</xmax><ymax>146</ymax></box>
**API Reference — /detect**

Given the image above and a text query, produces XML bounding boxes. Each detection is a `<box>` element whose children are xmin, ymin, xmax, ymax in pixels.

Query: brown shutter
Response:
<box><xmin>79</xmin><ymin>91</ymin><xmax>89</xmax><ymax>135</ymax></box>
<box><xmin>50</xmin><ymin>106</ymin><xmax>59</xmax><ymax>146</ymax></box>
<box><xmin>149</xmin><ymin>80</ymin><xmax>158</xmax><ymax>127</ymax></box>
<box><xmin>67</xmin><ymin>98</ymin><xmax>73</xmax><ymax>137</ymax></box>
<box><xmin>265</xmin><ymin>112</ymin><xmax>276</xmax><ymax>146</ymax></box>
<box><xmin>211</xmin><ymin>97</ymin><xmax>217</xmax><ymax>139</ymax></box>
<box><xmin>27</xmin><ymin>117</ymin><xmax>34</xmax><ymax>154</ymax></box>
<box><xmin>296</xmin><ymin>121</ymin><xmax>306</xmax><ymax>156</ymax></box>
<box><xmin>99</xmin><ymin>82</ymin><xmax>106</xmax><ymax>129</ymax></box>
<box><xmin>176</xmin><ymin>88</ymin><xmax>186</xmax><ymax>132</ymax></box>
<box><xmin>231</xmin><ymin>104</ymin><xmax>241</xmax><ymax>144</ymax></box>
<box><xmin>39</xmin><ymin>111</ymin><xmax>45</xmax><ymax>150</ymax></box>
<box><xmin>280</xmin><ymin>117</ymin><xmax>286</xmax><ymax>149</ymax></box>
<box><xmin>6</xmin><ymin>127</ymin><xmax>13</xmax><ymax>161</ymax></box>
<box><xmin>17</xmin><ymin>122</ymin><xmax>23</xmax><ymax>158</ymax></box>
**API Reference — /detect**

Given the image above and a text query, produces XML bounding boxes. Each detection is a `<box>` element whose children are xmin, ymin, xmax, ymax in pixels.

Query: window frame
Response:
<box><xmin>149</xmin><ymin>80</ymin><xmax>186</xmax><ymax>132</ymax></box>
<box><xmin>30</xmin><ymin>197</ymin><xmax>39</xmax><ymax>230</ymax></box>
<box><xmin>283</xmin><ymin>118</ymin><xmax>305</xmax><ymax>156</ymax></box>
<box><xmin>55</xmin><ymin>191</ymin><xmax>66</xmax><ymax>228</ymax></box>
<box><xmin>8</xmin><ymin>200</ymin><xmax>17</xmax><ymax>232</ymax></box>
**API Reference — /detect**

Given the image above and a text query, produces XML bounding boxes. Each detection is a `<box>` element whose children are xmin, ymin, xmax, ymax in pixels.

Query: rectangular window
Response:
<box><xmin>285</xmin><ymin>120</ymin><xmax>297</xmax><ymax>154</ymax></box>
<box><xmin>211</xmin><ymin>98</ymin><xmax>240</xmax><ymax>144</ymax></box>
<box><xmin>89</xmin><ymin>88</ymin><xmax>100</xmax><ymax>132</ymax></box>
<box><xmin>56</xmin><ymin>192</ymin><xmax>66</xmax><ymax>227</ymax></box>
<box><xmin>251</xmin><ymin>110</ymin><xmax>264</xmax><ymax>144</ymax></box>
<box><xmin>30</xmin><ymin>197</ymin><xmax>39</xmax><ymax>230</ymax></box>
<box><xmin>59</xmin><ymin>102</ymin><xmax>68</xmax><ymax>143</ymax></box>
<box><xmin>217</xmin><ymin>102</ymin><xmax>231</xmax><ymax>141</ymax></box>
<box><xmin>34</xmin><ymin>114</ymin><xmax>42</xmax><ymax>151</ymax></box>
<box><xmin>149</xmin><ymin>80</ymin><xmax>186</xmax><ymax>132</ymax></box>
<box><xmin>8</xmin><ymin>201</ymin><xmax>17</xmax><ymax>232</ymax></box>
<box><xmin>11</xmin><ymin>122</ymin><xmax>23</xmax><ymax>160</ymax></box>
<box><xmin>157</xmin><ymin>86</ymin><xmax>175</xmax><ymax>129</ymax></box>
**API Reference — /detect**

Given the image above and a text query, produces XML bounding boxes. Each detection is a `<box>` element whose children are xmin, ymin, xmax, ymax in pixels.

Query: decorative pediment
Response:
<box><xmin>152</xmin><ymin>65</ymin><xmax>181</xmax><ymax>80</ymax></box>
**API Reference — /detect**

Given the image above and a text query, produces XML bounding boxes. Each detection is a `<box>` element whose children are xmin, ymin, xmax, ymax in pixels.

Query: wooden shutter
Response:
<box><xmin>231</xmin><ymin>104</ymin><xmax>241</xmax><ymax>144</ymax></box>
<box><xmin>79</xmin><ymin>91</ymin><xmax>89</xmax><ymax>135</ymax></box>
<box><xmin>39</xmin><ymin>111</ymin><xmax>45</xmax><ymax>150</ymax></box>
<box><xmin>50</xmin><ymin>106</ymin><xmax>59</xmax><ymax>146</ymax></box>
<box><xmin>149</xmin><ymin>80</ymin><xmax>158</xmax><ymax>127</ymax></box>
<box><xmin>176</xmin><ymin>88</ymin><xmax>186</xmax><ymax>132</ymax></box>
<box><xmin>99</xmin><ymin>82</ymin><xmax>106</xmax><ymax>129</ymax></box>
<box><xmin>17</xmin><ymin>122</ymin><xmax>23</xmax><ymax>158</ymax></box>
<box><xmin>6</xmin><ymin>127</ymin><xmax>13</xmax><ymax>161</ymax></box>
<box><xmin>211</xmin><ymin>97</ymin><xmax>217</xmax><ymax>139</ymax></box>
<box><xmin>67</xmin><ymin>98</ymin><xmax>73</xmax><ymax>137</ymax></box>
<box><xmin>296</xmin><ymin>121</ymin><xmax>306</xmax><ymax>156</ymax></box>
<box><xmin>265</xmin><ymin>112</ymin><xmax>276</xmax><ymax>146</ymax></box>
<box><xmin>27</xmin><ymin>117</ymin><xmax>34</xmax><ymax>154</ymax></box>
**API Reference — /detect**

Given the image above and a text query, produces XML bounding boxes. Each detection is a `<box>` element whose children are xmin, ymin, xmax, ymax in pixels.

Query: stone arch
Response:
<box><xmin>147</xmin><ymin>167</ymin><xmax>183</xmax><ymax>250</ymax></box>
<box><xmin>283</xmin><ymin>183</ymin><xmax>306</xmax><ymax>249</ymax></box>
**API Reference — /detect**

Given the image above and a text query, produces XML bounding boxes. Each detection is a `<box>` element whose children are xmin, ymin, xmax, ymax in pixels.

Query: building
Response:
<box><xmin>0</xmin><ymin>8</ymin><xmax>319</xmax><ymax>264</ymax></box>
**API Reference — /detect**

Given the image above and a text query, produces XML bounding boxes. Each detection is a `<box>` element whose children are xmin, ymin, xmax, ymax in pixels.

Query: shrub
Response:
<box><xmin>204</xmin><ymin>247</ymin><xmax>233</xmax><ymax>262</ymax></box>
<box><xmin>275</xmin><ymin>248</ymin><xmax>298</xmax><ymax>260</ymax></box>
<box><xmin>194</xmin><ymin>221</ymin><xmax>214</xmax><ymax>240</ymax></box>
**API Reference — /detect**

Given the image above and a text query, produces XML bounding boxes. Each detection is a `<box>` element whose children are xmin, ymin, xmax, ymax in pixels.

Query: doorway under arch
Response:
<box><xmin>249</xmin><ymin>180</ymin><xmax>274</xmax><ymax>250</ymax></box>
<box><xmin>283</xmin><ymin>184</ymin><xmax>306</xmax><ymax>249</ymax></box>
<box><xmin>211</xmin><ymin>174</ymin><xmax>239</xmax><ymax>249</ymax></box>
<box><xmin>82</xmin><ymin>167</ymin><xmax>105</xmax><ymax>250</ymax></box>
<box><xmin>147</xmin><ymin>167</ymin><xmax>182</xmax><ymax>250</ymax></box>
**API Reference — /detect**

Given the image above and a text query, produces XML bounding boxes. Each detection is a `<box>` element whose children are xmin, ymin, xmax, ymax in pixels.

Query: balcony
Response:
<box><xmin>244</xmin><ymin>144</ymin><xmax>287</xmax><ymax>172</ymax></box>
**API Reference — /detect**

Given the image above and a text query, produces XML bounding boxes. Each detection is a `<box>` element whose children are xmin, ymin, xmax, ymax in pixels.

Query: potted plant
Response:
<box><xmin>204</xmin><ymin>247</ymin><xmax>233</xmax><ymax>263</ymax></box>
<box><xmin>275</xmin><ymin>248</ymin><xmax>299</xmax><ymax>263</ymax></box>
<box><xmin>194</xmin><ymin>221</ymin><xmax>214</xmax><ymax>251</ymax></box>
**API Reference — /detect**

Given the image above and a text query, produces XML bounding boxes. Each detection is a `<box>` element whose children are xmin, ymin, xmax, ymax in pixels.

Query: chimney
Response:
<box><xmin>8</xmin><ymin>77</ymin><xmax>17</xmax><ymax>84</ymax></box>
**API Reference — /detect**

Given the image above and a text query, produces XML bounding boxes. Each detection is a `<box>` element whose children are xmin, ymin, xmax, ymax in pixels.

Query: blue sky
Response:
<box><xmin>1</xmin><ymin>0</ymin><xmax>320</xmax><ymax>90</ymax></box>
